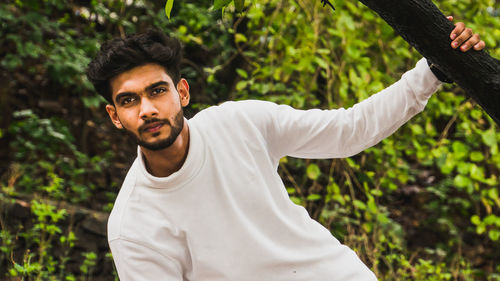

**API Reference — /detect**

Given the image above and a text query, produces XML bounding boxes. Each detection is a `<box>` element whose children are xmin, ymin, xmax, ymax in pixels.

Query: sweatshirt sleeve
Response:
<box><xmin>269</xmin><ymin>58</ymin><xmax>441</xmax><ymax>160</ymax></box>
<box><xmin>110</xmin><ymin>238</ymin><xmax>184</xmax><ymax>281</ymax></box>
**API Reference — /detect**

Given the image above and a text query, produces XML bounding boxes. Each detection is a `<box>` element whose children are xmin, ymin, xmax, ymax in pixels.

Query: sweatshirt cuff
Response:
<box><xmin>405</xmin><ymin>58</ymin><xmax>443</xmax><ymax>101</ymax></box>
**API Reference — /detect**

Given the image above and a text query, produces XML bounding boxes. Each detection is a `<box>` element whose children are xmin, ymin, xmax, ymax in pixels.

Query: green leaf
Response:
<box><xmin>454</xmin><ymin>174</ymin><xmax>471</xmax><ymax>188</ymax></box>
<box><xmin>452</xmin><ymin>141</ymin><xmax>469</xmax><ymax>160</ymax></box>
<box><xmin>306</xmin><ymin>163</ymin><xmax>321</xmax><ymax>180</ymax></box>
<box><xmin>370</xmin><ymin>189</ymin><xmax>383</xmax><ymax>197</ymax></box>
<box><xmin>236</xmin><ymin>68</ymin><xmax>248</xmax><ymax>79</ymax></box>
<box><xmin>457</xmin><ymin>162</ymin><xmax>471</xmax><ymax>175</ymax></box>
<box><xmin>488</xmin><ymin>188</ymin><xmax>499</xmax><ymax>201</ymax></box>
<box><xmin>314</xmin><ymin>57</ymin><xmax>329</xmax><ymax>69</ymax></box>
<box><xmin>234</xmin><ymin>33</ymin><xmax>247</xmax><ymax>43</ymax></box>
<box><xmin>307</xmin><ymin>194</ymin><xmax>321</xmax><ymax>201</ymax></box>
<box><xmin>477</xmin><ymin>224</ymin><xmax>486</xmax><ymax>234</ymax></box>
<box><xmin>333</xmin><ymin>194</ymin><xmax>345</xmax><ymax>205</ymax></box>
<box><xmin>488</xmin><ymin>229</ymin><xmax>500</xmax><ymax>241</ymax></box>
<box><xmin>9</xmin><ymin>268</ymin><xmax>18</xmax><ymax>276</ymax></box>
<box><xmin>483</xmin><ymin>215</ymin><xmax>499</xmax><ymax>226</ymax></box>
<box><xmin>164</xmin><ymin>0</ymin><xmax>174</xmax><ymax>19</ymax></box>
<box><xmin>470</xmin><ymin>215</ymin><xmax>481</xmax><ymax>225</ymax></box>
<box><xmin>469</xmin><ymin>164</ymin><xmax>484</xmax><ymax>181</ymax></box>
<box><xmin>470</xmin><ymin>151</ymin><xmax>484</xmax><ymax>162</ymax></box>
<box><xmin>367</xmin><ymin>198</ymin><xmax>377</xmax><ymax>214</ymax></box>
<box><xmin>353</xmin><ymin>200</ymin><xmax>366</xmax><ymax>210</ymax></box>
<box><xmin>213</xmin><ymin>0</ymin><xmax>232</xmax><ymax>10</ymax></box>
<box><xmin>290</xmin><ymin>196</ymin><xmax>303</xmax><ymax>205</ymax></box>
<box><xmin>235</xmin><ymin>80</ymin><xmax>247</xmax><ymax>91</ymax></box>
<box><xmin>482</xmin><ymin>129</ymin><xmax>497</xmax><ymax>149</ymax></box>
<box><xmin>362</xmin><ymin>222</ymin><xmax>373</xmax><ymax>233</ymax></box>
<box><xmin>367</xmin><ymin>194</ymin><xmax>378</xmax><ymax>214</ymax></box>
<box><xmin>14</xmin><ymin>263</ymin><xmax>24</xmax><ymax>273</ymax></box>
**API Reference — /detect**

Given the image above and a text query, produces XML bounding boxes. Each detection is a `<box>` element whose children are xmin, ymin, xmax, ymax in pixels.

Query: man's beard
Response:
<box><xmin>124</xmin><ymin>109</ymin><xmax>184</xmax><ymax>151</ymax></box>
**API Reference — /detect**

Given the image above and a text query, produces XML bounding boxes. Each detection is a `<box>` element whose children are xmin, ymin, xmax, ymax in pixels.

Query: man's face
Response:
<box><xmin>105</xmin><ymin>63</ymin><xmax>190</xmax><ymax>151</ymax></box>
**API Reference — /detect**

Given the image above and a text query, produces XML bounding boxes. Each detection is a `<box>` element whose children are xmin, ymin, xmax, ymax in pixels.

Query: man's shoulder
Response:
<box><xmin>188</xmin><ymin>100</ymin><xmax>282</xmax><ymax>150</ymax></box>
<box><xmin>191</xmin><ymin>99</ymin><xmax>278</xmax><ymax>124</ymax></box>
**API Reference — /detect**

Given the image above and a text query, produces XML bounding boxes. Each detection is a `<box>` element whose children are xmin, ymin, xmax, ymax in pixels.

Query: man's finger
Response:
<box><xmin>474</xmin><ymin>40</ymin><xmax>486</xmax><ymax>51</ymax></box>
<box><xmin>460</xmin><ymin>34</ymin><xmax>481</xmax><ymax>51</ymax></box>
<box><xmin>450</xmin><ymin>22</ymin><xmax>465</xmax><ymax>40</ymax></box>
<box><xmin>452</xmin><ymin>27</ymin><xmax>473</xmax><ymax>49</ymax></box>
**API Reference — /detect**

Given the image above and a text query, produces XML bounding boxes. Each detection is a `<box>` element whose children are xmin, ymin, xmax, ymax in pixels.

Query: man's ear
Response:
<box><xmin>177</xmin><ymin>78</ymin><xmax>190</xmax><ymax>107</ymax></box>
<box><xmin>105</xmin><ymin>104</ymin><xmax>123</xmax><ymax>129</ymax></box>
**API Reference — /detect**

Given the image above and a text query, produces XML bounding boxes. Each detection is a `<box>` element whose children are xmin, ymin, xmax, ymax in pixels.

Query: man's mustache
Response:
<box><xmin>138</xmin><ymin>118</ymin><xmax>171</xmax><ymax>133</ymax></box>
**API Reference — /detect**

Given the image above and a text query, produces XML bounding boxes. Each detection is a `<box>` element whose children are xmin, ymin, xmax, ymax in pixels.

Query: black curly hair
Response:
<box><xmin>86</xmin><ymin>29</ymin><xmax>183</xmax><ymax>104</ymax></box>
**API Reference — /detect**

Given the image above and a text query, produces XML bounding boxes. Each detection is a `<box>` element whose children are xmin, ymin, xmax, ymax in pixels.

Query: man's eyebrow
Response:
<box><xmin>114</xmin><ymin>81</ymin><xmax>170</xmax><ymax>103</ymax></box>
<box><xmin>145</xmin><ymin>81</ymin><xmax>169</xmax><ymax>92</ymax></box>
<box><xmin>115</xmin><ymin>92</ymin><xmax>135</xmax><ymax>104</ymax></box>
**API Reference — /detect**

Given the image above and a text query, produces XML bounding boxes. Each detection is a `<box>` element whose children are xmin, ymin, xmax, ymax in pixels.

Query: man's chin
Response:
<box><xmin>138</xmin><ymin>138</ymin><xmax>175</xmax><ymax>151</ymax></box>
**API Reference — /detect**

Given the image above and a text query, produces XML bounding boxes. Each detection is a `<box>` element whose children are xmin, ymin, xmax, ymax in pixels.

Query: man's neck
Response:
<box><xmin>140</xmin><ymin>122</ymin><xmax>190</xmax><ymax>178</ymax></box>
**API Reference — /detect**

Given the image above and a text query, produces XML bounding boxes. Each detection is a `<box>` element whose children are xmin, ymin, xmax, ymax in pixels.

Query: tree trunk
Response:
<box><xmin>356</xmin><ymin>0</ymin><xmax>500</xmax><ymax>126</ymax></box>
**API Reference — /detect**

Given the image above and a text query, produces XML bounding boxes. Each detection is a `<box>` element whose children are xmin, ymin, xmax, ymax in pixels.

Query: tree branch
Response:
<box><xmin>356</xmin><ymin>0</ymin><xmax>500</xmax><ymax>125</ymax></box>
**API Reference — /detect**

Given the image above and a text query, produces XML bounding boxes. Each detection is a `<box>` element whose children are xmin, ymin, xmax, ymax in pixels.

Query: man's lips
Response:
<box><xmin>145</xmin><ymin>124</ymin><xmax>162</xmax><ymax>132</ymax></box>
<box><xmin>140</xmin><ymin>121</ymin><xmax>165</xmax><ymax>133</ymax></box>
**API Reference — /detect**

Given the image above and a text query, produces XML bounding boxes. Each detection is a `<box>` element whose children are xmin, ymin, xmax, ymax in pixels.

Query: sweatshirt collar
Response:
<box><xmin>136</xmin><ymin>120</ymin><xmax>205</xmax><ymax>190</ymax></box>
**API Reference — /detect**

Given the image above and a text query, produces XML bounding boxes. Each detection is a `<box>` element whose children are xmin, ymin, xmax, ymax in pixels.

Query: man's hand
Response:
<box><xmin>447</xmin><ymin>16</ymin><xmax>486</xmax><ymax>52</ymax></box>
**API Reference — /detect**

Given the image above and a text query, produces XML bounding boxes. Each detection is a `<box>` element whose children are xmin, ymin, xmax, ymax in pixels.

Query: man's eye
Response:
<box><xmin>152</xmin><ymin>88</ymin><xmax>166</xmax><ymax>95</ymax></box>
<box><xmin>121</xmin><ymin>97</ymin><xmax>135</xmax><ymax>105</ymax></box>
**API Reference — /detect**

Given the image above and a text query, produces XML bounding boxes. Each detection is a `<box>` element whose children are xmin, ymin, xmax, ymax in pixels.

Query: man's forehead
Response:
<box><xmin>110</xmin><ymin>63</ymin><xmax>173</xmax><ymax>96</ymax></box>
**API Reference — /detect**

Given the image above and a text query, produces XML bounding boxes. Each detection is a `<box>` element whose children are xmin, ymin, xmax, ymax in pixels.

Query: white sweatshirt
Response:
<box><xmin>108</xmin><ymin>58</ymin><xmax>441</xmax><ymax>281</ymax></box>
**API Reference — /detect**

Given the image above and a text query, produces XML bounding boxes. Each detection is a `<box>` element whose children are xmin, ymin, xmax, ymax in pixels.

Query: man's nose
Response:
<box><xmin>139</xmin><ymin>97</ymin><xmax>159</xmax><ymax>119</ymax></box>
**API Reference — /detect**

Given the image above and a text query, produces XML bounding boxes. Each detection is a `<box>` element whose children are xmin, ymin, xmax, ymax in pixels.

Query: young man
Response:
<box><xmin>86</xmin><ymin>19</ymin><xmax>484</xmax><ymax>280</ymax></box>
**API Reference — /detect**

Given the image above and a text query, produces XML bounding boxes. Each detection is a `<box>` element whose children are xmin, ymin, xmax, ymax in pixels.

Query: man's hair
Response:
<box><xmin>86</xmin><ymin>29</ymin><xmax>183</xmax><ymax>104</ymax></box>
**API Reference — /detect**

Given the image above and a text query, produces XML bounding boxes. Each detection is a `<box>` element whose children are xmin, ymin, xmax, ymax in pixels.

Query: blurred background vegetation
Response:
<box><xmin>0</xmin><ymin>0</ymin><xmax>499</xmax><ymax>280</ymax></box>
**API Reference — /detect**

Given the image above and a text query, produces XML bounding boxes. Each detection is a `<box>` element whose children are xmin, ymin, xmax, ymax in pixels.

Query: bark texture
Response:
<box><xmin>357</xmin><ymin>0</ymin><xmax>500</xmax><ymax>125</ymax></box>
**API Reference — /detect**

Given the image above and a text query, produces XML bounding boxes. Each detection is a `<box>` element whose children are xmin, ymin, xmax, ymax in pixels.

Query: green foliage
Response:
<box><xmin>7</xmin><ymin>109</ymin><xmax>112</xmax><ymax>204</ymax></box>
<box><xmin>1</xmin><ymin>0</ymin><xmax>98</xmax><ymax>93</ymax></box>
<box><xmin>4</xmin><ymin>199</ymin><xmax>73</xmax><ymax>280</ymax></box>
<box><xmin>80</xmin><ymin>251</ymin><xmax>97</xmax><ymax>277</ymax></box>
